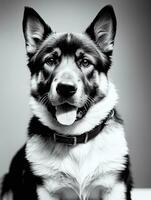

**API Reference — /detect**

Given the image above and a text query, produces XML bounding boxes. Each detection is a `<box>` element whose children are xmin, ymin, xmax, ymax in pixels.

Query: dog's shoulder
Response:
<box><xmin>0</xmin><ymin>145</ymin><xmax>42</xmax><ymax>200</ymax></box>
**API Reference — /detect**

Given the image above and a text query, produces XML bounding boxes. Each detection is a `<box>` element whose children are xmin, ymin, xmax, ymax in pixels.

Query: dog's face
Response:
<box><xmin>23</xmin><ymin>5</ymin><xmax>116</xmax><ymax>126</ymax></box>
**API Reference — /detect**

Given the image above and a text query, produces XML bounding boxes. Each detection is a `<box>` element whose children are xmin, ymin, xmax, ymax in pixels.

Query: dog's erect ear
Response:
<box><xmin>23</xmin><ymin>7</ymin><xmax>52</xmax><ymax>56</ymax></box>
<box><xmin>85</xmin><ymin>5</ymin><xmax>117</xmax><ymax>53</ymax></box>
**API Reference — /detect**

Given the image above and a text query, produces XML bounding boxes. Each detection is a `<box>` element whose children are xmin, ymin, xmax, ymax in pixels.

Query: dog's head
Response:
<box><xmin>23</xmin><ymin>5</ymin><xmax>116</xmax><ymax>126</ymax></box>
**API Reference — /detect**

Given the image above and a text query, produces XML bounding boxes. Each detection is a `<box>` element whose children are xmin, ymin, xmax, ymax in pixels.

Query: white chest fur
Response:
<box><xmin>26</xmin><ymin>122</ymin><xmax>128</xmax><ymax>199</ymax></box>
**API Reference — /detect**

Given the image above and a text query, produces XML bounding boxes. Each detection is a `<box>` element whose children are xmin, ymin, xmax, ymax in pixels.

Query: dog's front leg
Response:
<box><xmin>103</xmin><ymin>183</ymin><xmax>129</xmax><ymax>200</ymax></box>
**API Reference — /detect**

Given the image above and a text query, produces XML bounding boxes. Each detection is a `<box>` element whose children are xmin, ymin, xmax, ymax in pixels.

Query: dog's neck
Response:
<box><xmin>28</xmin><ymin>109</ymin><xmax>115</xmax><ymax>145</ymax></box>
<box><xmin>29</xmin><ymin>82</ymin><xmax>118</xmax><ymax>136</ymax></box>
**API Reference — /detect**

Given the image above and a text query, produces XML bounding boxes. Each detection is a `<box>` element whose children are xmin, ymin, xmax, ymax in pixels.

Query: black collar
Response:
<box><xmin>29</xmin><ymin>109</ymin><xmax>114</xmax><ymax>146</ymax></box>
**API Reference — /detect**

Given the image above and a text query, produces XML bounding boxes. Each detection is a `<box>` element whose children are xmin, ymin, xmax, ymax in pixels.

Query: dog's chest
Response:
<box><xmin>26</xmin><ymin>125</ymin><xmax>127</xmax><ymax>199</ymax></box>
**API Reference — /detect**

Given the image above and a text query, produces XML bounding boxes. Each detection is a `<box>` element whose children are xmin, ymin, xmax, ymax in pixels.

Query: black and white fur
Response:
<box><xmin>0</xmin><ymin>5</ymin><xmax>133</xmax><ymax>200</ymax></box>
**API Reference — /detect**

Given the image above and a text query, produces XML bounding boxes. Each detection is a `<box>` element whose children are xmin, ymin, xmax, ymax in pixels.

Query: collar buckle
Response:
<box><xmin>67</xmin><ymin>136</ymin><xmax>77</xmax><ymax>146</ymax></box>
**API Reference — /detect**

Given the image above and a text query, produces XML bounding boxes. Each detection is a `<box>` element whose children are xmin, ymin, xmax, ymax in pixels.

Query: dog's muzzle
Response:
<box><xmin>54</xmin><ymin>80</ymin><xmax>78</xmax><ymax>126</ymax></box>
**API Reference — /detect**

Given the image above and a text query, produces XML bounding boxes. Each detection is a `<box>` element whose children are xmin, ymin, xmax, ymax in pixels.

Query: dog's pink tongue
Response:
<box><xmin>56</xmin><ymin>104</ymin><xmax>77</xmax><ymax>125</ymax></box>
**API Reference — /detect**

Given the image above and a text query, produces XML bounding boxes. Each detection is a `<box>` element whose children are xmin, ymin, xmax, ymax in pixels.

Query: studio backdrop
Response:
<box><xmin>0</xmin><ymin>0</ymin><xmax>151</xmax><ymax>188</ymax></box>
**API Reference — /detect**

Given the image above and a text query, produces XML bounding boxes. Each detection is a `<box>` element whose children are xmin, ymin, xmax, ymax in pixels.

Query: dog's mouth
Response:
<box><xmin>42</xmin><ymin>95</ymin><xmax>94</xmax><ymax>126</ymax></box>
<box><xmin>55</xmin><ymin>103</ymin><xmax>78</xmax><ymax>125</ymax></box>
<box><xmin>38</xmin><ymin>94</ymin><xmax>89</xmax><ymax>125</ymax></box>
<box><xmin>53</xmin><ymin>101</ymin><xmax>92</xmax><ymax>126</ymax></box>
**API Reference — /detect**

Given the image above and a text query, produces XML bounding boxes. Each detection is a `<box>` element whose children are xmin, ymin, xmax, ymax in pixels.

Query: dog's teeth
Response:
<box><xmin>56</xmin><ymin>105</ymin><xmax>77</xmax><ymax>126</ymax></box>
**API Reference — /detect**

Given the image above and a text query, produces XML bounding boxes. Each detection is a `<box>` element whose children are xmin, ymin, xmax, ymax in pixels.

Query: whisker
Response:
<box><xmin>81</xmin><ymin>96</ymin><xmax>96</xmax><ymax>115</ymax></box>
<box><xmin>44</xmin><ymin>98</ymin><xmax>50</xmax><ymax>106</ymax></box>
<box><xmin>86</xmin><ymin>101</ymin><xmax>90</xmax><ymax>108</ymax></box>
<box><xmin>38</xmin><ymin>93</ymin><xmax>49</xmax><ymax>106</ymax></box>
<box><xmin>39</xmin><ymin>93</ymin><xmax>48</xmax><ymax>103</ymax></box>
<box><xmin>41</xmin><ymin>96</ymin><xmax>47</xmax><ymax>104</ymax></box>
<box><xmin>42</xmin><ymin>96</ymin><xmax>49</xmax><ymax>105</ymax></box>
<box><xmin>88</xmin><ymin>96</ymin><xmax>95</xmax><ymax>104</ymax></box>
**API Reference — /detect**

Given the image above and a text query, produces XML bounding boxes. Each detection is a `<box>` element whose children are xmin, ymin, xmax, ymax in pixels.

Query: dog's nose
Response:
<box><xmin>56</xmin><ymin>82</ymin><xmax>77</xmax><ymax>98</ymax></box>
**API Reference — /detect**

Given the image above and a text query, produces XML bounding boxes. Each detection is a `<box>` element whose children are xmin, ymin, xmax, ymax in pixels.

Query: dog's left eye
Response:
<box><xmin>80</xmin><ymin>59</ymin><xmax>90</xmax><ymax>68</ymax></box>
<box><xmin>45</xmin><ymin>57</ymin><xmax>56</xmax><ymax>65</ymax></box>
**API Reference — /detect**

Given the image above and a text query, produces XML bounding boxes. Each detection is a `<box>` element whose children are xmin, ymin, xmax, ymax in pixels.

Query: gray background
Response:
<box><xmin>0</xmin><ymin>0</ymin><xmax>151</xmax><ymax>188</ymax></box>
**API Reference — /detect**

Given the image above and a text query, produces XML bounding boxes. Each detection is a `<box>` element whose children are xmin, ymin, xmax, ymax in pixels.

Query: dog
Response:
<box><xmin>0</xmin><ymin>5</ymin><xmax>133</xmax><ymax>200</ymax></box>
